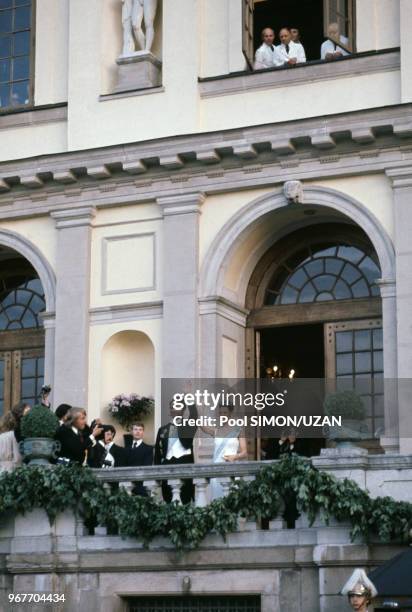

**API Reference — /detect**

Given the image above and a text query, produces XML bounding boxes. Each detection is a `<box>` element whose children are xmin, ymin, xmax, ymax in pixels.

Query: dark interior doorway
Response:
<box><xmin>260</xmin><ymin>323</ymin><xmax>325</xmax><ymax>379</ymax></box>
<box><xmin>254</xmin><ymin>0</ymin><xmax>324</xmax><ymax>62</ymax></box>
<box><xmin>259</xmin><ymin>323</ymin><xmax>325</xmax><ymax>457</ymax></box>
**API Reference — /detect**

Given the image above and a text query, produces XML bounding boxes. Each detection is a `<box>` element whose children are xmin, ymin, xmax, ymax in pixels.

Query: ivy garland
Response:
<box><xmin>0</xmin><ymin>456</ymin><xmax>411</xmax><ymax>550</ymax></box>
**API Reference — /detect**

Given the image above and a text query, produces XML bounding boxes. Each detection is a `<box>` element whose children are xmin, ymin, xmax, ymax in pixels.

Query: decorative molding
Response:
<box><xmin>283</xmin><ymin>180</ymin><xmax>303</xmax><ymax>204</ymax></box>
<box><xmin>38</xmin><ymin>311</ymin><xmax>56</xmax><ymax>329</ymax></box>
<box><xmin>385</xmin><ymin>166</ymin><xmax>412</xmax><ymax>189</ymax></box>
<box><xmin>198</xmin><ymin>49</ymin><xmax>400</xmax><ymax>98</ymax></box>
<box><xmin>0</xmin><ymin>103</ymin><xmax>67</xmax><ymax>130</ymax></box>
<box><xmin>101</xmin><ymin>232</ymin><xmax>156</xmax><ymax>296</ymax></box>
<box><xmin>89</xmin><ymin>301</ymin><xmax>163</xmax><ymax>325</ymax></box>
<box><xmin>376</xmin><ymin>278</ymin><xmax>396</xmax><ymax>299</ymax></box>
<box><xmin>51</xmin><ymin>206</ymin><xmax>96</xmax><ymax>229</ymax></box>
<box><xmin>199</xmin><ymin>296</ymin><xmax>249</xmax><ymax>328</ymax></box>
<box><xmin>0</xmin><ymin>229</ymin><xmax>56</xmax><ymax>311</ymax></box>
<box><xmin>157</xmin><ymin>192</ymin><xmax>206</xmax><ymax>216</ymax></box>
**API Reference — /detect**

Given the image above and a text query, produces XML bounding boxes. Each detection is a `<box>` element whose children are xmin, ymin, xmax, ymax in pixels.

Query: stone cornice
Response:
<box><xmin>0</xmin><ymin>105</ymin><xmax>411</xmax><ymax>219</ymax></box>
<box><xmin>89</xmin><ymin>301</ymin><xmax>163</xmax><ymax>324</ymax></box>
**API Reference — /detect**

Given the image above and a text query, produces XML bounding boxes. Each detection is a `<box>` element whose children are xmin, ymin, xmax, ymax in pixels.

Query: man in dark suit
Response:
<box><xmin>154</xmin><ymin>401</ymin><xmax>198</xmax><ymax>504</ymax></box>
<box><xmin>124</xmin><ymin>422</ymin><xmax>153</xmax><ymax>495</ymax></box>
<box><xmin>56</xmin><ymin>408</ymin><xmax>103</xmax><ymax>465</ymax></box>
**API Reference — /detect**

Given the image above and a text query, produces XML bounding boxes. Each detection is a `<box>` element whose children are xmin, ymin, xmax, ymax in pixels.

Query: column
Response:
<box><xmin>376</xmin><ymin>279</ymin><xmax>399</xmax><ymax>453</ymax></box>
<box><xmin>157</xmin><ymin>193</ymin><xmax>204</xmax><ymax>378</ymax></box>
<box><xmin>51</xmin><ymin>207</ymin><xmax>95</xmax><ymax>407</ymax></box>
<box><xmin>386</xmin><ymin>168</ymin><xmax>412</xmax><ymax>454</ymax></box>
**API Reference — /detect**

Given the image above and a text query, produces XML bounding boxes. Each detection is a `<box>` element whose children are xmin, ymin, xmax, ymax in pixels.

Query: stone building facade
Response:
<box><xmin>0</xmin><ymin>1</ymin><xmax>412</xmax><ymax>610</ymax></box>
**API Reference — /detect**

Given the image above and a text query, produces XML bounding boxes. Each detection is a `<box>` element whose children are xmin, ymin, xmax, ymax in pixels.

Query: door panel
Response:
<box><xmin>325</xmin><ymin>319</ymin><xmax>383</xmax><ymax>438</ymax></box>
<box><xmin>0</xmin><ymin>348</ymin><xmax>44</xmax><ymax>416</ymax></box>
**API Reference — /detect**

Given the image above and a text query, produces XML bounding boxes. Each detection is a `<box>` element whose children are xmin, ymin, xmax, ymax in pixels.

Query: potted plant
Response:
<box><xmin>20</xmin><ymin>404</ymin><xmax>60</xmax><ymax>465</ymax></box>
<box><xmin>323</xmin><ymin>390</ymin><xmax>369</xmax><ymax>448</ymax></box>
<box><xmin>107</xmin><ymin>394</ymin><xmax>154</xmax><ymax>442</ymax></box>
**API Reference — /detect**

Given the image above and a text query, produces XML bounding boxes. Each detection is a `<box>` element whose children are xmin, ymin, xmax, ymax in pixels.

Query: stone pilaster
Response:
<box><xmin>386</xmin><ymin>168</ymin><xmax>412</xmax><ymax>454</ymax></box>
<box><xmin>50</xmin><ymin>207</ymin><xmax>95</xmax><ymax>407</ymax></box>
<box><xmin>157</xmin><ymin>193</ymin><xmax>205</xmax><ymax>379</ymax></box>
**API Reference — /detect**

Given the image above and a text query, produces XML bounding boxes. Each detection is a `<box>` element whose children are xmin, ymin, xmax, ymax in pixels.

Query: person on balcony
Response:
<box><xmin>200</xmin><ymin>402</ymin><xmax>248</xmax><ymax>500</ymax></box>
<box><xmin>154</xmin><ymin>400</ymin><xmax>198</xmax><ymax>504</ymax></box>
<box><xmin>125</xmin><ymin>422</ymin><xmax>153</xmax><ymax>467</ymax></box>
<box><xmin>290</xmin><ymin>27</ymin><xmax>306</xmax><ymax>61</ymax></box>
<box><xmin>55</xmin><ymin>403</ymin><xmax>72</xmax><ymax>426</ymax></box>
<box><xmin>0</xmin><ymin>402</ymin><xmax>29</xmax><ymax>472</ymax></box>
<box><xmin>254</xmin><ymin>27</ymin><xmax>283</xmax><ymax>70</ymax></box>
<box><xmin>321</xmin><ymin>23</ymin><xmax>351</xmax><ymax>61</ymax></box>
<box><xmin>56</xmin><ymin>407</ymin><xmax>103</xmax><ymax>465</ymax></box>
<box><xmin>88</xmin><ymin>424</ymin><xmax>126</xmax><ymax>469</ymax></box>
<box><xmin>277</xmin><ymin>27</ymin><xmax>306</xmax><ymax>66</ymax></box>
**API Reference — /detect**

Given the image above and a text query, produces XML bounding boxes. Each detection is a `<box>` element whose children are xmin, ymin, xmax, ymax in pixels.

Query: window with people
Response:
<box><xmin>243</xmin><ymin>0</ymin><xmax>354</xmax><ymax>71</ymax></box>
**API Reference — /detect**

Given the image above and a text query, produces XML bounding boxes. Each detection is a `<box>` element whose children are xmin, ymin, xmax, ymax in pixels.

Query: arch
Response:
<box><xmin>0</xmin><ymin>229</ymin><xmax>56</xmax><ymax>312</ymax></box>
<box><xmin>200</xmin><ymin>186</ymin><xmax>395</xmax><ymax>305</ymax></box>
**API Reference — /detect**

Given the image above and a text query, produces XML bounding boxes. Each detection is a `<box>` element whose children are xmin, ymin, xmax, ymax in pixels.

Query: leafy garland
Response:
<box><xmin>0</xmin><ymin>456</ymin><xmax>411</xmax><ymax>550</ymax></box>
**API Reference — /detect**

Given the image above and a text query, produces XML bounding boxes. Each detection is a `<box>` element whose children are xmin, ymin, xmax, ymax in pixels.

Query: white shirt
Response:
<box><xmin>132</xmin><ymin>439</ymin><xmax>143</xmax><ymax>449</ymax></box>
<box><xmin>166</xmin><ymin>426</ymin><xmax>191</xmax><ymax>460</ymax></box>
<box><xmin>71</xmin><ymin>426</ymin><xmax>96</xmax><ymax>445</ymax></box>
<box><xmin>277</xmin><ymin>40</ymin><xmax>306</xmax><ymax>64</ymax></box>
<box><xmin>100</xmin><ymin>440</ymin><xmax>115</xmax><ymax>467</ymax></box>
<box><xmin>321</xmin><ymin>35</ymin><xmax>350</xmax><ymax>60</ymax></box>
<box><xmin>254</xmin><ymin>42</ymin><xmax>283</xmax><ymax>69</ymax></box>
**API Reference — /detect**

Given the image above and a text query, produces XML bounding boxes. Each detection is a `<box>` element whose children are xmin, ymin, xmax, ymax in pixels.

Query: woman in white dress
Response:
<box><xmin>201</xmin><ymin>404</ymin><xmax>248</xmax><ymax>500</ymax></box>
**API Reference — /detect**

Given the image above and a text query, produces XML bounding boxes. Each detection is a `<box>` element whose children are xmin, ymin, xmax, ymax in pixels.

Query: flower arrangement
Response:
<box><xmin>107</xmin><ymin>393</ymin><xmax>154</xmax><ymax>429</ymax></box>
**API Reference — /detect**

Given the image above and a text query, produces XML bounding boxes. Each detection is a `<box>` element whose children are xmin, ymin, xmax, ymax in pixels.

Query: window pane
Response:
<box><xmin>22</xmin><ymin>358</ymin><xmax>35</xmax><ymax>377</ymax></box>
<box><xmin>13</xmin><ymin>30</ymin><xmax>29</xmax><ymax>55</ymax></box>
<box><xmin>280</xmin><ymin>285</ymin><xmax>298</xmax><ymax>304</ymax></box>
<box><xmin>21</xmin><ymin>311</ymin><xmax>36</xmax><ymax>328</ymax></box>
<box><xmin>0</xmin><ymin>35</ymin><xmax>12</xmax><ymax>57</ymax></box>
<box><xmin>325</xmin><ymin>258</ymin><xmax>344</xmax><ymax>274</ymax></box>
<box><xmin>22</xmin><ymin>377</ymin><xmax>35</xmax><ymax>397</ymax></box>
<box><xmin>373</xmin><ymin>350</ymin><xmax>383</xmax><ymax>372</ymax></box>
<box><xmin>351</xmin><ymin>279</ymin><xmax>369</xmax><ymax>298</ymax></box>
<box><xmin>313</xmin><ymin>274</ymin><xmax>335</xmax><ymax>292</ymax></box>
<box><xmin>0</xmin><ymin>10</ymin><xmax>12</xmax><ymax>33</ymax></box>
<box><xmin>0</xmin><ymin>0</ymin><xmax>13</xmax><ymax>9</ymax></box>
<box><xmin>11</xmin><ymin>78</ymin><xmax>28</xmax><ymax>104</ymax></box>
<box><xmin>37</xmin><ymin>357</ymin><xmax>44</xmax><ymax>376</ymax></box>
<box><xmin>305</xmin><ymin>259</ymin><xmax>323</xmax><ymax>277</ymax></box>
<box><xmin>15</xmin><ymin>0</ymin><xmax>31</xmax><ymax>6</ymax></box>
<box><xmin>0</xmin><ymin>57</ymin><xmax>9</xmax><ymax>81</ymax></box>
<box><xmin>316</xmin><ymin>291</ymin><xmax>334</xmax><ymax>302</ymax></box>
<box><xmin>12</xmin><ymin>54</ymin><xmax>28</xmax><ymax>79</ymax></box>
<box><xmin>338</xmin><ymin>246</ymin><xmax>364</xmax><ymax>264</ymax></box>
<box><xmin>300</xmin><ymin>283</ymin><xmax>317</xmax><ymax>303</ymax></box>
<box><xmin>334</xmin><ymin>279</ymin><xmax>351</xmax><ymax>299</ymax></box>
<box><xmin>288</xmin><ymin>268</ymin><xmax>308</xmax><ymax>289</ymax></box>
<box><xmin>336</xmin><ymin>331</ymin><xmax>352</xmax><ymax>353</ymax></box>
<box><xmin>372</xmin><ymin>328</ymin><xmax>383</xmax><ymax>350</ymax></box>
<box><xmin>354</xmin><ymin>329</ymin><xmax>371</xmax><ymax>351</ymax></box>
<box><xmin>355</xmin><ymin>351</ymin><xmax>371</xmax><ymax>373</ymax></box>
<box><xmin>341</xmin><ymin>263</ymin><xmax>361</xmax><ymax>284</ymax></box>
<box><xmin>14</xmin><ymin>6</ymin><xmax>31</xmax><ymax>30</ymax></box>
<box><xmin>336</xmin><ymin>353</ymin><xmax>353</xmax><ymax>375</ymax></box>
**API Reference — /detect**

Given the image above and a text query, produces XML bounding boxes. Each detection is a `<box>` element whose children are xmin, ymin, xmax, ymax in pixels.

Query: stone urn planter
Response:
<box><xmin>20</xmin><ymin>404</ymin><xmax>60</xmax><ymax>466</ymax></box>
<box><xmin>323</xmin><ymin>390</ymin><xmax>369</xmax><ymax>449</ymax></box>
<box><xmin>19</xmin><ymin>437</ymin><xmax>61</xmax><ymax>466</ymax></box>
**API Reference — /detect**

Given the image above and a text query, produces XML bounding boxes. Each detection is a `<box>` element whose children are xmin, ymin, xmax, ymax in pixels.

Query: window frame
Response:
<box><xmin>0</xmin><ymin>0</ymin><xmax>36</xmax><ymax>115</ymax></box>
<box><xmin>243</xmin><ymin>0</ymin><xmax>356</xmax><ymax>70</ymax></box>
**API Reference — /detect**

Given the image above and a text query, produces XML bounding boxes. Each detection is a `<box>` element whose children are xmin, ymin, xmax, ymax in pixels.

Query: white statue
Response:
<box><xmin>283</xmin><ymin>180</ymin><xmax>304</xmax><ymax>204</ymax></box>
<box><xmin>122</xmin><ymin>0</ymin><xmax>158</xmax><ymax>55</ymax></box>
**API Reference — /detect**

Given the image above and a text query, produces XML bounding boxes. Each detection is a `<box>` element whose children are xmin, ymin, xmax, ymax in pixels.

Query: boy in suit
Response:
<box><xmin>125</xmin><ymin>422</ymin><xmax>153</xmax><ymax>495</ymax></box>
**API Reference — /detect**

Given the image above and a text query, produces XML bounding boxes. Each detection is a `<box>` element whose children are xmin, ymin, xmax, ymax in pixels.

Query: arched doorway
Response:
<box><xmin>0</xmin><ymin>246</ymin><xmax>46</xmax><ymax>416</ymax></box>
<box><xmin>246</xmin><ymin>222</ymin><xmax>383</xmax><ymax>452</ymax></box>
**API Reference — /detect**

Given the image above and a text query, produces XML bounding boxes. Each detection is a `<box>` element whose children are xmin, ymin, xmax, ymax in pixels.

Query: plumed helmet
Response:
<box><xmin>341</xmin><ymin>568</ymin><xmax>378</xmax><ymax>601</ymax></box>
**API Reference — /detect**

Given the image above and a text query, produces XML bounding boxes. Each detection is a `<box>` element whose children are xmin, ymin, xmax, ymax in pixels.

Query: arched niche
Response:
<box><xmin>101</xmin><ymin>330</ymin><xmax>155</xmax><ymax>443</ymax></box>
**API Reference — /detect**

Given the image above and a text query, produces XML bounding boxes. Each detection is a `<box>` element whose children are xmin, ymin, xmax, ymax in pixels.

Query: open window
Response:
<box><xmin>243</xmin><ymin>0</ymin><xmax>355</xmax><ymax>67</ymax></box>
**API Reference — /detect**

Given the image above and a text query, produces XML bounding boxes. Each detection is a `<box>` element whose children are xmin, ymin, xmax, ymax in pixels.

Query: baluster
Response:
<box><xmin>193</xmin><ymin>477</ymin><xmax>209</xmax><ymax>507</ymax></box>
<box><xmin>219</xmin><ymin>476</ymin><xmax>232</xmax><ymax>497</ymax></box>
<box><xmin>168</xmin><ymin>478</ymin><xmax>182</xmax><ymax>503</ymax></box>
<box><xmin>119</xmin><ymin>481</ymin><xmax>134</xmax><ymax>495</ymax></box>
<box><xmin>144</xmin><ymin>479</ymin><xmax>161</xmax><ymax>499</ymax></box>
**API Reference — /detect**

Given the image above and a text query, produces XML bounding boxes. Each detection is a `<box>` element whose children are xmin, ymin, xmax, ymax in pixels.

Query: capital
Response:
<box><xmin>157</xmin><ymin>192</ymin><xmax>205</xmax><ymax>217</ymax></box>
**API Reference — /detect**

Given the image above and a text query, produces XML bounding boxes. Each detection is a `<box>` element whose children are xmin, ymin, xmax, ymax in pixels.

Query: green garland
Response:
<box><xmin>0</xmin><ymin>456</ymin><xmax>411</xmax><ymax>550</ymax></box>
